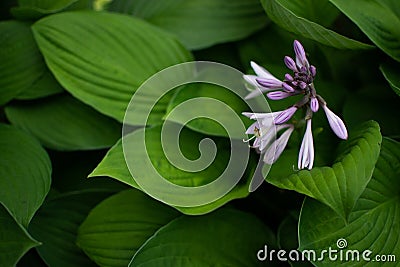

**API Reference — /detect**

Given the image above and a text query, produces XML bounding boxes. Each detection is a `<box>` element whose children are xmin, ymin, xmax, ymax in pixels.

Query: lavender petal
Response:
<box><xmin>322</xmin><ymin>105</ymin><xmax>348</xmax><ymax>140</ymax></box>
<box><xmin>298</xmin><ymin>119</ymin><xmax>314</xmax><ymax>170</ymax></box>
<box><xmin>274</xmin><ymin>106</ymin><xmax>297</xmax><ymax>124</ymax></box>
<box><xmin>256</xmin><ymin>77</ymin><xmax>283</xmax><ymax>89</ymax></box>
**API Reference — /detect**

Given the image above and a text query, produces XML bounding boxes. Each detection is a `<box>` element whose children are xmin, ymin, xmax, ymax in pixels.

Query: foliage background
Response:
<box><xmin>0</xmin><ymin>0</ymin><xmax>399</xmax><ymax>266</ymax></box>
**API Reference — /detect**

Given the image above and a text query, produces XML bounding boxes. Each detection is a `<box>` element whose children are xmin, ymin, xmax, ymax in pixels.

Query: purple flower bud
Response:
<box><xmin>310</xmin><ymin>97</ymin><xmax>319</xmax><ymax>112</ymax></box>
<box><xmin>298</xmin><ymin>119</ymin><xmax>314</xmax><ymax>169</ymax></box>
<box><xmin>256</xmin><ymin>78</ymin><xmax>283</xmax><ymax>89</ymax></box>
<box><xmin>263</xmin><ymin>125</ymin><xmax>294</xmax><ymax>164</ymax></box>
<box><xmin>322</xmin><ymin>105</ymin><xmax>348</xmax><ymax>140</ymax></box>
<box><xmin>282</xmin><ymin>82</ymin><xmax>295</xmax><ymax>93</ymax></box>
<box><xmin>267</xmin><ymin>91</ymin><xmax>292</xmax><ymax>100</ymax></box>
<box><xmin>274</xmin><ymin>106</ymin><xmax>297</xmax><ymax>124</ymax></box>
<box><xmin>284</xmin><ymin>56</ymin><xmax>297</xmax><ymax>72</ymax></box>
<box><xmin>285</xmin><ymin>73</ymin><xmax>294</xmax><ymax>81</ymax></box>
<box><xmin>299</xmin><ymin>81</ymin><xmax>307</xmax><ymax>90</ymax></box>
<box><xmin>294</xmin><ymin>40</ymin><xmax>308</xmax><ymax>67</ymax></box>
<box><xmin>310</xmin><ymin>65</ymin><xmax>317</xmax><ymax>77</ymax></box>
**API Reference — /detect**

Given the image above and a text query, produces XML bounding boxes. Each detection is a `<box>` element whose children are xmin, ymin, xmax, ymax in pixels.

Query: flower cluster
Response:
<box><xmin>243</xmin><ymin>40</ymin><xmax>348</xmax><ymax>170</ymax></box>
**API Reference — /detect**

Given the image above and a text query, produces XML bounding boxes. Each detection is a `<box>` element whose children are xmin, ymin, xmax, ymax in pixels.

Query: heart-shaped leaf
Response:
<box><xmin>260</xmin><ymin>0</ymin><xmax>373</xmax><ymax>50</ymax></box>
<box><xmin>129</xmin><ymin>208</ymin><xmax>277</xmax><ymax>267</ymax></box>
<box><xmin>0</xmin><ymin>123</ymin><xmax>52</xmax><ymax>227</ymax></box>
<box><xmin>330</xmin><ymin>0</ymin><xmax>400</xmax><ymax>61</ymax></box>
<box><xmin>0</xmin><ymin>20</ymin><xmax>45</xmax><ymax>105</ymax></box>
<box><xmin>5</xmin><ymin>94</ymin><xmax>121</xmax><ymax>151</ymax></box>
<box><xmin>29</xmin><ymin>190</ymin><xmax>114</xmax><ymax>267</ymax></box>
<box><xmin>298</xmin><ymin>137</ymin><xmax>400</xmax><ymax>266</ymax></box>
<box><xmin>108</xmin><ymin>0</ymin><xmax>268</xmax><ymax>50</ymax></box>
<box><xmin>90</xmin><ymin>125</ymin><xmax>254</xmax><ymax>215</ymax></box>
<box><xmin>77</xmin><ymin>189</ymin><xmax>181</xmax><ymax>267</ymax></box>
<box><xmin>0</xmin><ymin>204</ymin><xmax>40</xmax><ymax>267</ymax></box>
<box><xmin>32</xmin><ymin>11</ymin><xmax>193</xmax><ymax>123</ymax></box>
<box><xmin>267</xmin><ymin>121</ymin><xmax>382</xmax><ymax>220</ymax></box>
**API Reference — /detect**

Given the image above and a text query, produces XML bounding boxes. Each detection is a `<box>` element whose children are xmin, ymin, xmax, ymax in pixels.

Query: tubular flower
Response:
<box><xmin>298</xmin><ymin>119</ymin><xmax>314</xmax><ymax>170</ymax></box>
<box><xmin>243</xmin><ymin>40</ymin><xmax>348</xmax><ymax>169</ymax></box>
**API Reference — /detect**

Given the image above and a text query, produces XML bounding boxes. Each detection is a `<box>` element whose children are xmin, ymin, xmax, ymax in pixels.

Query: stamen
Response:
<box><xmin>242</xmin><ymin>135</ymin><xmax>256</xmax><ymax>143</ymax></box>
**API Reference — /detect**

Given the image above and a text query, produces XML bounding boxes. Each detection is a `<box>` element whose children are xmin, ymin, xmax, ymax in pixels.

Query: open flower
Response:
<box><xmin>263</xmin><ymin>125</ymin><xmax>294</xmax><ymax>164</ymax></box>
<box><xmin>243</xmin><ymin>40</ymin><xmax>348</xmax><ymax>171</ymax></box>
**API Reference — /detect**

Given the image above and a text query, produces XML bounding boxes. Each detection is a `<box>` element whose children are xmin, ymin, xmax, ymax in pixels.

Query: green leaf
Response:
<box><xmin>0</xmin><ymin>123</ymin><xmax>52</xmax><ymax>227</ymax></box>
<box><xmin>165</xmin><ymin>83</ymin><xmax>250</xmax><ymax>138</ymax></box>
<box><xmin>11</xmin><ymin>0</ymin><xmax>78</xmax><ymax>20</ymax></box>
<box><xmin>29</xmin><ymin>190</ymin><xmax>113</xmax><ymax>267</ymax></box>
<box><xmin>380</xmin><ymin>62</ymin><xmax>400</xmax><ymax>97</ymax></box>
<box><xmin>89</xmin><ymin>136</ymin><xmax>139</xmax><ymax>189</ymax></box>
<box><xmin>0</xmin><ymin>204</ymin><xmax>40</xmax><ymax>267</ymax></box>
<box><xmin>129</xmin><ymin>208</ymin><xmax>277</xmax><ymax>267</ymax></box>
<box><xmin>90</xmin><ymin>125</ymin><xmax>254</xmax><ymax>215</ymax></box>
<box><xmin>108</xmin><ymin>0</ymin><xmax>268</xmax><ymax>50</ymax></box>
<box><xmin>0</xmin><ymin>20</ymin><xmax>45</xmax><ymax>105</ymax></box>
<box><xmin>77</xmin><ymin>189</ymin><xmax>181</xmax><ymax>267</ymax></box>
<box><xmin>330</xmin><ymin>0</ymin><xmax>400</xmax><ymax>61</ymax></box>
<box><xmin>298</xmin><ymin>137</ymin><xmax>400</xmax><ymax>266</ymax></box>
<box><xmin>32</xmin><ymin>11</ymin><xmax>192</xmax><ymax>123</ymax></box>
<box><xmin>260</xmin><ymin>0</ymin><xmax>373</xmax><ymax>50</ymax></box>
<box><xmin>267</xmin><ymin>121</ymin><xmax>382</xmax><ymax>220</ymax></box>
<box><xmin>5</xmin><ymin>94</ymin><xmax>121</xmax><ymax>151</ymax></box>
<box><xmin>16</xmin><ymin>69</ymin><xmax>64</xmax><ymax>100</ymax></box>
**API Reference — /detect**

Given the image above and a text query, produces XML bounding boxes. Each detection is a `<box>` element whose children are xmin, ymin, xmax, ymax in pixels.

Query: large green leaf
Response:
<box><xmin>260</xmin><ymin>0</ymin><xmax>373</xmax><ymax>50</ymax></box>
<box><xmin>88</xmin><ymin>136</ymin><xmax>139</xmax><ymax>189</ymax></box>
<box><xmin>298</xmin><ymin>137</ymin><xmax>400</xmax><ymax>266</ymax></box>
<box><xmin>32</xmin><ymin>11</ymin><xmax>192</xmax><ymax>123</ymax></box>
<box><xmin>0</xmin><ymin>204</ymin><xmax>40</xmax><ymax>267</ymax></box>
<box><xmin>11</xmin><ymin>0</ymin><xmax>79</xmax><ymax>20</ymax></box>
<box><xmin>29</xmin><ymin>190</ymin><xmax>113</xmax><ymax>267</ymax></box>
<box><xmin>165</xmin><ymin>83</ymin><xmax>250</xmax><ymax>138</ymax></box>
<box><xmin>129</xmin><ymin>208</ymin><xmax>277</xmax><ymax>267</ymax></box>
<box><xmin>90</xmin><ymin>125</ymin><xmax>254</xmax><ymax>215</ymax></box>
<box><xmin>380</xmin><ymin>61</ymin><xmax>400</xmax><ymax>97</ymax></box>
<box><xmin>330</xmin><ymin>0</ymin><xmax>400</xmax><ymax>62</ymax></box>
<box><xmin>16</xmin><ymin>69</ymin><xmax>64</xmax><ymax>100</ymax></box>
<box><xmin>77</xmin><ymin>189</ymin><xmax>181</xmax><ymax>267</ymax></box>
<box><xmin>5</xmin><ymin>94</ymin><xmax>121</xmax><ymax>151</ymax></box>
<box><xmin>267</xmin><ymin>121</ymin><xmax>382</xmax><ymax>220</ymax></box>
<box><xmin>0</xmin><ymin>20</ymin><xmax>45</xmax><ymax>105</ymax></box>
<box><xmin>0</xmin><ymin>124</ymin><xmax>51</xmax><ymax>227</ymax></box>
<box><xmin>108</xmin><ymin>0</ymin><xmax>268</xmax><ymax>50</ymax></box>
